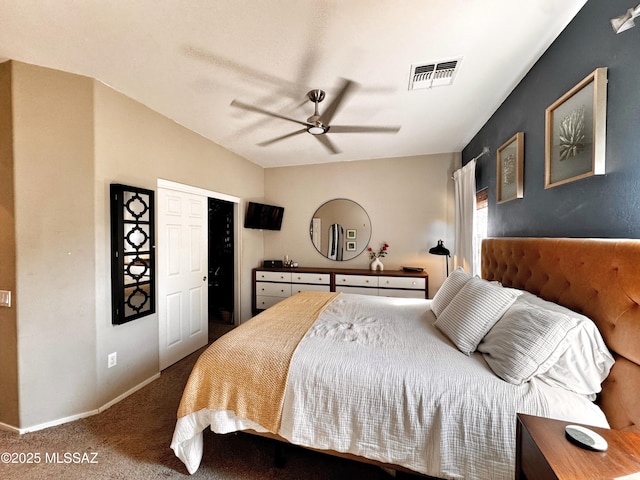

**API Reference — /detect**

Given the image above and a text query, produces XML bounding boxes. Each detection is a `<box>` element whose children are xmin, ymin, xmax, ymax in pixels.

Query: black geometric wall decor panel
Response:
<box><xmin>110</xmin><ymin>184</ymin><xmax>155</xmax><ymax>325</ymax></box>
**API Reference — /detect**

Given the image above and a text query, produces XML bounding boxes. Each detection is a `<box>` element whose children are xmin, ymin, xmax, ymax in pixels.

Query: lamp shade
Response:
<box><xmin>429</xmin><ymin>240</ymin><xmax>450</xmax><ymax>256</ymax></box>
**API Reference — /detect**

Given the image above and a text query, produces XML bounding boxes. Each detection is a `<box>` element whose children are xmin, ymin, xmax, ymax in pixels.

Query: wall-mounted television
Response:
<box><xmin>244</xmin><ymin>201</ymin><xmax>284</xmax><ymax>231</ymax></box>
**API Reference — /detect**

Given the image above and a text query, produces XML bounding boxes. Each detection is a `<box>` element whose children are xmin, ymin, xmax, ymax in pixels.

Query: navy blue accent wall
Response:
<box><xmin>462</xmin><ymin>0</ymin><xmax>640</xmax><ymax>238</ymax></box>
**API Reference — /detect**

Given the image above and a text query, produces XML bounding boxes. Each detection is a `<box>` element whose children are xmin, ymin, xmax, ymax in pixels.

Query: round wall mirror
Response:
<box><xmin>309</xmin><ymin>199</ymin><xmax>371</xmax><ymax>261</ymax></box>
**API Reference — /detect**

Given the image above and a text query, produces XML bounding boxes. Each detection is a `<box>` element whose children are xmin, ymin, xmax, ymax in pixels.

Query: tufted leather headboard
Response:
<box><xmin>481</xmin><ymin>237</ymin><xmax>640</xmax><ymax>432</ymax></box>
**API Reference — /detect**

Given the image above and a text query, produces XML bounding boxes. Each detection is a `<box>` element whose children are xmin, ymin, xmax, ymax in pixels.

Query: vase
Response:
<box><xmin>370</xmin><ymin>257</ymin><xmax>384</xmax><ymax>271</ymax></box>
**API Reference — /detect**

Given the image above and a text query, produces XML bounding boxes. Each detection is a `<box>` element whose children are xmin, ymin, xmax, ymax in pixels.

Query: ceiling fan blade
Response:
<box><xmin>231</xmin><ymin>100</ymin><xmax>312</xmax><ymax>128</ymax></box>
<box><xmin>257</xmin><ymin>129</ymin><xmax>307</xmax><ymax>147</ymax></box>
<box><xmin>318</xmin><ymin>78</ymin><xmax>356</xmax><ymax>126</ymax></box>
<box><xmin>329</xmin><ymin>125</ymin><xmax>401</xmax><ymax>134</ymax></box>
<box><xmin>314</xmin><ymin>134</ymin><xmax>341</xmax><ymax>154</ymax></box>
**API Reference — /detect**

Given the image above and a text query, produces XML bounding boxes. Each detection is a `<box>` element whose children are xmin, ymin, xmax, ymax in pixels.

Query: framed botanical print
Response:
<box><xmin>545</xmin><ymin>67</ymin><xmax>607</xmax><ymax>189</ymax></box>
<box><xmin>496</xmin><ymin>132</ymin><xmax>524</xmax><ymax>203</ymax></box>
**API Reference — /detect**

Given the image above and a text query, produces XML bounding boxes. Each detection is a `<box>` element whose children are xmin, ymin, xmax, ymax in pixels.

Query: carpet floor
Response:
<box><xmin>0</xmin><ymin>323</ymin><xmax>398</xmax><ymax>479</ymax></box>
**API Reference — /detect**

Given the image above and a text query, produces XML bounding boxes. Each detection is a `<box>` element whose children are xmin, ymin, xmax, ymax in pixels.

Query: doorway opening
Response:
<box><xmin>157</xmin><ymin>179</ymin><xmax>240</xmax><ymax>367</ymax></box>
<box><xmin>208</xmin><ymin>197</ymin><xmax>234</xmax><ymax>328</ymax></box>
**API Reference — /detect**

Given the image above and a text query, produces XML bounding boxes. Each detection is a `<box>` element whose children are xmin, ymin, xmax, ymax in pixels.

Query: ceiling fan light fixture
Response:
<box><xmin>231</xmin><ymin>78</ymin><xmax>399</xmax><ymax>154</ymax></box>
<box><xmin>307</xmin><ymin>124</ymin><xmax>326</xmax><ymax>135</ymax></box>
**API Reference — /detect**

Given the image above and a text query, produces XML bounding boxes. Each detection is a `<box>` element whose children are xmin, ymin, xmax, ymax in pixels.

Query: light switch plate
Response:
<box><xmin>0</xmin><ymin>290</ymin><xmax>11</xmax><ymax>308</ymax></box>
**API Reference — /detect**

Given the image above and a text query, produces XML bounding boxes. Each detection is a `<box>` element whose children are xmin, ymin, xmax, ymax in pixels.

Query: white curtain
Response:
<box><xmin>453</xmin><ymin>159</ymin><xmax>477</xmax><ymax>275</ymax></box>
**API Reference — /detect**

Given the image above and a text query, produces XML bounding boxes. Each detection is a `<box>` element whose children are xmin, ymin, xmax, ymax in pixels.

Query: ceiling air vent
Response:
<box><xmin>409</xmin><ymin>58</ymin><xmax>461</xmax><ymax>90</ymax></box>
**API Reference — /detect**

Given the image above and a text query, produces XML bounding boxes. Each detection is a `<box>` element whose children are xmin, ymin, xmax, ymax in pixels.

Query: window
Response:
<box><xmin>475</xmin><ymin>188</ymin><xmax>488</xmax><ymax>271</ymax></box>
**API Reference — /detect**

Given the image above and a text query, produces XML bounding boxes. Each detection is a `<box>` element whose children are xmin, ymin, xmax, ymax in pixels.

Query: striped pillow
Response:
<box><xmin>430</xmin><ymin>267</ymin><xmax>472</xmax><ymax>318</ymax></box>
<box><xmin>434</xmin><ymin>276</ymin><xmax>520</xmax><ymax>355</ymax></box>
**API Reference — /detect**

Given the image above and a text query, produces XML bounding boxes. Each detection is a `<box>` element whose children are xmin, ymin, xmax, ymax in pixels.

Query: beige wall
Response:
<box><xmin>0</xmin><ymin>62</ymin><xmax>19</xmax><ymax>427</ymax></box>
<box><xmin>264</xmin><ymin>154</ymin><xmax>459</xmax><ymax>297</ymax></box>
<box><xmin>3</xmin><ymin>61</ymin><xmax>265</xmax><ymax>430</ymax></box>
<box><xmin>12</xmin><ymin>62</ymin><xmax>97</xmax><ymax>428</ymax></box>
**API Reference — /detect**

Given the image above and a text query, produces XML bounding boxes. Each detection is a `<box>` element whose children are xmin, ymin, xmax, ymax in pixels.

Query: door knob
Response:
<box><xmin>203</xmin><ymin>276</ymin><xmax>207</xmax><ymax>281</ymax></box>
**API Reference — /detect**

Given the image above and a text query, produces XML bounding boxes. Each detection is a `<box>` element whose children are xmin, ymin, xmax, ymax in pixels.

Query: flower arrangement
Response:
<box><xmin>368</xmin><ymin>242</ymin><xmax>389</xmax><ymax>260</ymax></box>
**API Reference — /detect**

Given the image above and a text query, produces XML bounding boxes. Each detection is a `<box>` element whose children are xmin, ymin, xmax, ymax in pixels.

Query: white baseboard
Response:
<box><xmin>17</xmin><ymin>410</ymin><xmax>101</xmax><ymax>435</ymax></box>
<box><xmin>0</xmin><ymin>421</ymin><xmax>21</xmax><ymax>434</ymax></box>
<box><xmin>1</xmin><ymin>373</ymin><xmax>161</xmax><ymax>434</ymax></box>
<box><xmin>97</xmin><ymin>373</ymin><xmax>161</xmax><ymax>414</ymax></box>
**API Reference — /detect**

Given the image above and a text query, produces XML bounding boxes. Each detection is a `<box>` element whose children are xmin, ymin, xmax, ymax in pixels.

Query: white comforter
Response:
<box><xmin>172</xmin><ymin>293</ymin><xmax>609</xmax><ymax>479</ymax></box>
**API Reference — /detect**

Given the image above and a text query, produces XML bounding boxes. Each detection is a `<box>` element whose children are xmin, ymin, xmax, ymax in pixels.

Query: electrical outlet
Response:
<box><xmin>107</xmin><ymin>352</ymin><xmax>117</xmax><ymax>368</ymax></box>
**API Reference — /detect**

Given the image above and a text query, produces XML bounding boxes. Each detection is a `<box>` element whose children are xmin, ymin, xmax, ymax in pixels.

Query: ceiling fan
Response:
<box><xmin>230</xmin><ymin>79</ymin><xmax>400</xmax><ymax>154</ymax></box>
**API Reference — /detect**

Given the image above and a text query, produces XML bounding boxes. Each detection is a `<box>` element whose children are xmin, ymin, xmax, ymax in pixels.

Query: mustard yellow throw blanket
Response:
<box><xmin>177</xmin><ymin>291</ymin><xmax>340</xmax><ymax>433</ymax></box>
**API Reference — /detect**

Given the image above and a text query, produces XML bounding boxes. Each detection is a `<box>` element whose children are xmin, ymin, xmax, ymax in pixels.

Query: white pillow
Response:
<box><xmin>479</xmin><ymin>291</ymin><xmax>614</xmax><ymax>397</ymax></box>
<box><xmin>478</xmin><ymin>297</ymin><xmax>582</xmax><ymax>385</ymax></box>
<box><xmin>434</xmin><ymin>276</ymin><xmax>520</xmax><ymax>355</ymax></box>
<box><xmin>540</xmin><ymin>326</ymin><xmax>614</xmax><ymax>399</ymax></box>
<box><xmin>430</xmin><ymin>267</ymin><xmax>472</xmax><ymax>318</ymax></box>
<box><xmin>511</xmin><ymin>292</ymin><xmax>613</xmax><ymax>397</ymax></box>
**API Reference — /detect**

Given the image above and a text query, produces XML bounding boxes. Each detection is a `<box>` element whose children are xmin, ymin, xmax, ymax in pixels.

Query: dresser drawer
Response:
<box><xmin>335</xmin><ymin>274</ymin><xmax>378</xmax><ymax>287</ymax></box>
<box><xmin>293</xmin><ymin>284</ymin><xmax>331</xmax><ymax>294</ymax></box>
<box><xmin>379</xmin><ymin>289</ymin><xmax>426</xmax><ymax>299</ymax></box>
<box><xmin>336</xmin><ymin>285</ymin><xmax>379</xmax><ymax>296</ymax></box>
<box><xmin>379</xmin><ymin>276</ymin><xmax>426</xmax><ymax>290</ymax></box>
<box><xmin>255</xmin><ymin>270</ymin><xmax>291</xmax><ymax>282</ymax></box>
<box><xmin>292</xmin><ymin>272</ymin><xmax>331</xmax><ymax>285</ymax></box>
<box><xmin>256</xmin><ymin>281</ymin><xmax>291</xmax><ymax>297</ymax></box>
<box><xmin>255</xmin><ymin>295</ymin><xmax>285</xmax><ymax>310</ymax></box>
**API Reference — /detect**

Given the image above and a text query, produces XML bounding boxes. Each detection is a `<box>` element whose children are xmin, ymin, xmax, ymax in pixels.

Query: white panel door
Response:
<box><xmin>158</xmin><ymin>187</ymin><xmax>208</xmax><ymax>370</ymax></box>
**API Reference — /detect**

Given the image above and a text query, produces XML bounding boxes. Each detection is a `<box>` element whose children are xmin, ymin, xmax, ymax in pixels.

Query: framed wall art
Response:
<box><xmin>346</xmin><ymin>241</ymin><xmax>357</xmax><ymax>251</ymax></box>
<box><xmin>346</xmin><ymin>229</ymin><xmax>357</xmax><ymax>240</ymax></box>
<box><xmin>496</xmin><ymin>132</ymin><xmax>524</xmax><ymax>203</ymax></box>
<box><xmin>545</xmin><ymin>67</ymin><xmax>607</xmax><ymax>189</ymax></box>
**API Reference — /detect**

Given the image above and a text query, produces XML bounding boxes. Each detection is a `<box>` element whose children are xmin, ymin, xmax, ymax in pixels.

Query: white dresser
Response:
<box><xmin>253</xmin><ymin>267</ymin><xmax>428</xmax><ymax>313</ymax></box>
<box><xmin>254</xmin><ymin>269</ymin><xmax>331</xmax><ymax>311</ymax></box>
<box><xmin>335</xmin><ymin>273</ymin><xmax>427</xmax><ymax>298</ymax></box>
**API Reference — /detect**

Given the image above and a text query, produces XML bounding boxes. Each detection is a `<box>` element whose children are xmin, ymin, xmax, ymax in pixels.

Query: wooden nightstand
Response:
<box><xmin>516</xmin><ymin>413</ymin><xmax>640</xmax><ymax>479</ymax></box>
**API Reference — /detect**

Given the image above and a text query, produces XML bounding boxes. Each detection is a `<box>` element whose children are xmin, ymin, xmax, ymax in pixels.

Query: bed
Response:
<box><xmin>171</xmin><ymin>237</ymin><xmax>640</xmax><ymax>479</ymax></box>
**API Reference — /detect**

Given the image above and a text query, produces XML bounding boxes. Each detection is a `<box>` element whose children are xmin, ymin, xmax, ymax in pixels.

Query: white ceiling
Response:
<box><xmin>0</xmin><ymin>1</ymin><xmax>587</xmax><ymax>168</ymax></box>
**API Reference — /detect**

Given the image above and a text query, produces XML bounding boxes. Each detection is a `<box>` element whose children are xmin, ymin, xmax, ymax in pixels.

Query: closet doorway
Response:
<box><xmin>208</xmin><ymin>197</ymin><xmax>234</xmax><ymax>326</ymax></box>
<box><xmin>157</xmin><ymin>179</ymin><xmax>240</xmax><ymax>369</ymax></box>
